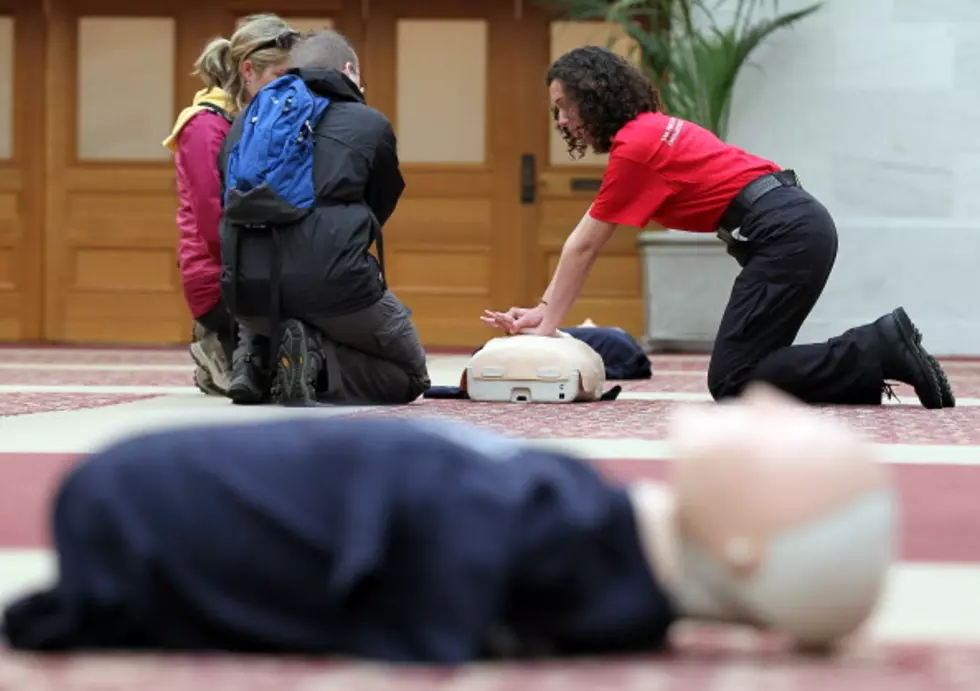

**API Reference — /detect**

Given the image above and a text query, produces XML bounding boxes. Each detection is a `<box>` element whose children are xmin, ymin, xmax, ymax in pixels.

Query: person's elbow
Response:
<box><xmin>566</xmin><ymin>214</ymin><xmax>616</xmax><ymax>257</ymax></box>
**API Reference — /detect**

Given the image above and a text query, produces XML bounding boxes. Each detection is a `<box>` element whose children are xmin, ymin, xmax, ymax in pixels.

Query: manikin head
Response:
<box><xmin>661</xmin><ymin>384</ymin><xmax>897</xmax><ymax>647</ymax></box>
<box><xmin>546</xmin><ymin>45</ymin><xmax>663</xmax><ymax>159</ymax></box>
<box><xmin>462</xmin><ymin>333</ymin><xmax>606</xmax><ymax>403</ymax></box>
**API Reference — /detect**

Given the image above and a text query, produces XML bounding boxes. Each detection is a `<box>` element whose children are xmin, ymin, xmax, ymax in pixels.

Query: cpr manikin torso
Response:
<box><xmin>463</xmin><ymin>333</ymin><xmax>606</xmax><ymax>403</ymax></box>
<box><xmin>632</xmin><ymin>384</ymin><xmax>897</xmax><ymax>648</ymax></box>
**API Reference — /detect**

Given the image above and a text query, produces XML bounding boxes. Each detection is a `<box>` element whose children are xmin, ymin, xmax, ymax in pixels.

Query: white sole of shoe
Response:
<box><xmin>190</xmin><ymin>341</ymin><xmax>231</xmax><ymax>393</ymax></box>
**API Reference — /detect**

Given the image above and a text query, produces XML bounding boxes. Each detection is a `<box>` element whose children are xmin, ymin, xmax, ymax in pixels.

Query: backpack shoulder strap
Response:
<box><xmin>198</xmin><ymin>101</ymin><xmax>234</xmax><ymax>124</ymax></box>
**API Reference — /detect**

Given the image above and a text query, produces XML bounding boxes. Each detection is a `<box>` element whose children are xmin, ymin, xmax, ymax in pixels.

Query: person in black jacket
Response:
<box><xmin>218</xmin><ymin>29</ymin><xmax>431</xmax><ymax>406</ymax></box>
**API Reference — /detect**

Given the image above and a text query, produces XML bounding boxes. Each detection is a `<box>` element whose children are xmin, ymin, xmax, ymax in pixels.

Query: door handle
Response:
<box><xmin>520</xmin><ymin>153</ymin><xmax>536</xmax><ymax>204</ymax></box>
<box><xmin>570</xmin><ymin>177</ymin><xmax>602</xmax><ymax>192</ymax></box>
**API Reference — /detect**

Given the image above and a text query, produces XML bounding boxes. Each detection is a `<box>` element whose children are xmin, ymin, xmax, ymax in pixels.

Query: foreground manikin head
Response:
<box><xmin>655</xmin><ymin>385</ymin><xmax>897</xmax><ymax>647</ymax></box>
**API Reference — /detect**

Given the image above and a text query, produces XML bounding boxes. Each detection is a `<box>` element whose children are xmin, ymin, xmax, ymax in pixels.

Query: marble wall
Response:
<box><xmin>722</xmin><ymin>0</ymin><xmax>980</xmax><ymax>355</ymax></box>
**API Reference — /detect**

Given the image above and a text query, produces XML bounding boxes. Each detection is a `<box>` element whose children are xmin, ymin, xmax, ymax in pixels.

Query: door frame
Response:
<box><xmin>359</xmin><ymin>0</ymin><xmax>536</xmax><ymax>344</ymax></box>
<box><xmin>0</xmin><ymin>1</ymin><xmax>45</xmax><ymax>341</ymax></box>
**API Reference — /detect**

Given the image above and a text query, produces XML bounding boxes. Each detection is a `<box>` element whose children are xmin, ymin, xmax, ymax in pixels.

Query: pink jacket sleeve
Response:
<box><xmin>175</xmin><ymin>113</ymin><xmax>231</xmax><ymax>262</ymax></box>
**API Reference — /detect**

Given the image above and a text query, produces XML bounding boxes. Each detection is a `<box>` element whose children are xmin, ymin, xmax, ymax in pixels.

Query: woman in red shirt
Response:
<box><xmin>165</xmin><ymin>14</ymin><xmax>297</xmax><ymax>397</ymax></box>
<box><xmin>483</xmin><ymin>46</ymin><xmax>954</xmax><ymax>409</ymax></box>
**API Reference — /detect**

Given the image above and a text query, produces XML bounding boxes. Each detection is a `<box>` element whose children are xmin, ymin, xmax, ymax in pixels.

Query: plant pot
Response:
<box><xmin>636</xmin><ymin>229</ymin><xmax>741</xmax><ymax>353</ymax></box>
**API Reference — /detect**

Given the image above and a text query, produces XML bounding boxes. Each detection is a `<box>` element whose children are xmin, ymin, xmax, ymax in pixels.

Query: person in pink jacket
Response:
<box><xmin>164</xmin><ymin>14</ymin><xmax>297</xmax><ymax>396</ymax></box>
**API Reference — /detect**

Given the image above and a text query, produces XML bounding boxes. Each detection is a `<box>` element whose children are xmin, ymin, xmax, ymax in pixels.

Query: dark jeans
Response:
<box><xmin>195</xmin><ymin>298</ymin><xmax>238</xmax><ymax>365</ymax></box>
<box><xmin>708</xmin><ymin>185</ymin><xmax>885</xmax><ymax>405</ymax></box>
<box><xmin>239</xmin><ymin>290</ymin><xmax>431</xmax><ymax>405</ymax></box>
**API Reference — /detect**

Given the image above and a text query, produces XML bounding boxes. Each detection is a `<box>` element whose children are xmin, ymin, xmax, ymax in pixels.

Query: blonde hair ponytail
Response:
<box><xmin>192</xmin><ymin>37</ymin><xmax>234</xmax><ymax>91</ymax></box>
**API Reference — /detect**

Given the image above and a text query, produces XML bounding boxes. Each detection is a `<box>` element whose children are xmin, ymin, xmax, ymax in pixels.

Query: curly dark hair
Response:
<box><xmin>546</xmin><ymin>45</ymin><xmax>662</xmax><ymax>159</ymax></box>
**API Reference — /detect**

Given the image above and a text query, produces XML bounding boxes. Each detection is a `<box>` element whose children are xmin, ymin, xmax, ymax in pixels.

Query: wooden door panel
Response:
<box><xmin>536</xmin><ymin>169</ymin><xmax>646</xmax><ymax>330</ymax></box>
<box><xmin>0</xmin><ymin>5</ymin><xmax>44</xmax><ymax>341</ymax></box>
<box><xmin>41</xmin><ymin>0</ymin><xmax>366</xmax><ymax>345</ymax></box>
<box><xmin>0</xmin><ymin>167</ymin><xmax>25</xmax><ymax>340</ymax></box>
<box><xmin>0</xmin><ymin>16</ymin><xmax>19</xmax><ymax>340</ymax></box>
<box><xmin>44</xmin><ymin>1</ymin><xmax>222</xmax><ymax>345</ymax></box>
<box><xmin>364</xmin><ymin>0</ymin><xmax>526</xmax><ymax>348</ymax></box>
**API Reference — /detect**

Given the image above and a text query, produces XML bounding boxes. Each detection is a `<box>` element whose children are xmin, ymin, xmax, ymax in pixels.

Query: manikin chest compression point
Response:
<box><xmin>463</xmin><ymin>333</ymin><xmax>607</xmax><ymax>403</ymax></box>
<box><xmin>643</xmin><ymin>384</ymin><xmax>897</xmax><ymax>647</ymax></box>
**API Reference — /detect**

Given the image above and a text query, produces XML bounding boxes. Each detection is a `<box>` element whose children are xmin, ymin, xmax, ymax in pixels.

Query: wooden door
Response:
<box><xmin>518</xmin><ymin>7</ymin><xmax>650</xmax><ymax>339</ymax></box>
<box><xmin>0</xmin><ymin>2</ymin><xmax>44</xmax><ymax>341</ymax></box>
<box><xmin>37</xmin><ymin>0</ymin><xmax>644</xmax><ymax>347</ymax></box>
<box><xmin>43</xmin><ymin>0</ymin><xmax>220</xmax><ymax>344</ymax></box>
<box><xmin>41</xmin><ymin>0</ymin><xmax>362</xmax><ymax>345</ymax></box>
<box><xmin>361</xmin><ymin>0</ymin><xmax>529</xmax><ymax>348</ymax></box>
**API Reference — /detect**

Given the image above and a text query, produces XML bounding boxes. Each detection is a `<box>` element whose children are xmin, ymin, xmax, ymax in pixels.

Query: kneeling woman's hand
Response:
<box><xmin>480</xmin><ymin>305</ymin><xmax>557</xmax><ymax>336</ymax></box>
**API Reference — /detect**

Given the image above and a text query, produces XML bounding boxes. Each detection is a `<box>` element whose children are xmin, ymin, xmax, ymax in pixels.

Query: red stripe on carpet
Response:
<box><xmin>0</xmin><ymin>640</ymin><xmax>978</xmax><ymax>688</ymax></box>
<box><xmin>0</xmin><ymin>453</ymin><xmax>976</xmax><ymax>563</ymax></box>
<box><xmin>594</xmin><ymin>458</ymin><xmax>980</xmax><ymax>564</ymax></box>
<box><xmin>0</xmin><ymin>393</ymin><xmax>162</xmax><ymax>417</ymax></box>
<box><xmin>0</xmin><ymin>370</ymin><xmax>194</xmax><ymax>386</ymax></box>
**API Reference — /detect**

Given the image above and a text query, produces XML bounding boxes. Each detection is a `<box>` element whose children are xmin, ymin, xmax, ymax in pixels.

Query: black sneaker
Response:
<box><xmin>228</xmin><ymin>351</ymin><xmax>271</xmax><ymax>405</ymax></box>
<box><xmin>274</xmin><ymin>319</ymin><xmax>322</xmax><ymax>406</ymax></box>
<box><xmin>873</xmin><ymin>307</ymin><xmax>943</xmax><ymax>409</ymax></box>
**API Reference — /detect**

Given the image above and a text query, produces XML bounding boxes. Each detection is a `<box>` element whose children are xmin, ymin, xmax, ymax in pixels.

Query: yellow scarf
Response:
<box><xmin>162</xmin><ymin>87</ymin><xmax>236</xmax><ymax>152</ymax></box>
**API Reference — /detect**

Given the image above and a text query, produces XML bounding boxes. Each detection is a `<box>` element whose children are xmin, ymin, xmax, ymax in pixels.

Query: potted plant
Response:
<box><xmin>537</xmin><ymin>0</ymin><xmax>822</xmax><ymax>351</ymax></box>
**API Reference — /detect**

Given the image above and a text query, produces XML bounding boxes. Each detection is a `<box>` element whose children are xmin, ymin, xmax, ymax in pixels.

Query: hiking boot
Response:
<box><xmin>900</xmin><ymin>315</ymin><xmax>956</xmax><ymax>408</ymax></box>
<box><xmin>228</xmin><ymin>344</ymin><xmax>272</xmax><ymax>405</ymax></box>
<box><xmin>193</xmin><ymin>366</ymin><xmax>226</xmax><ymax>396</ymax></box>
<box><xmin>274</xmin><ymin>319</ymin><xmax>323</xmax><ymax>407</ymax></box>
<box><xmin>190</xmin><ymin>324</ymin><xmax>231</xmax><ymax>393</ymax></box>
<box><xmin>930</xmin><ymin>358</ymin><xmax>955</xmax><ymax>408</ymax></box>
<box><xmin>873</xmin><ymin>307</ymin><xmax>943</xmax><ymax>409</ymax></box>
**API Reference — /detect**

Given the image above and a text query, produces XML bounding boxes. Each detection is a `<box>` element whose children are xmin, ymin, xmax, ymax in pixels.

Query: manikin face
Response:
<box><xmin>241</xmin><ymin>58</ymin><xmax>291</xmax><ymax>100</ymax></box>
<box><xmin>669</xmin><ymin>383</ymin><xmax>887</xmax><ymax>577</ymax></box>
<box><xmin>549</xmin><ymin>79</ymin><xmax>590</xmax><ymax>148</ymax></box>
<box><xmin>664</xmin><ymin>385</ymin><xmax>896</xmax><ymax>646</ymax></box>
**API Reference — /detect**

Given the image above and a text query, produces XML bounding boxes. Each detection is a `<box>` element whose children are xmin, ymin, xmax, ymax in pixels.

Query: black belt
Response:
<box><xmin>717</xmin><ymin>169</ymin><xmax>800</xmax><ymax>239</ymax></box>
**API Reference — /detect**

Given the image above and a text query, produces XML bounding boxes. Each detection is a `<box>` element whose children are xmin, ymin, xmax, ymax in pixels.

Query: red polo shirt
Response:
<box><xmin>588</xmin><ymin>112</ymin><xmax>781</xmax><ymax>233</ymax></box>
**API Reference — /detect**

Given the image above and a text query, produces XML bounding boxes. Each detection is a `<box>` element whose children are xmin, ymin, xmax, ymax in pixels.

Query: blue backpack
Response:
<box><xmin>222</xmin><ymin>74</ymin><xmax>332</xmax><ymax>375</ymax></box>
<box><xmin>224</xmin><ymin>73</ymin><xmax>331</xmax><ymax>220</ymax></box>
